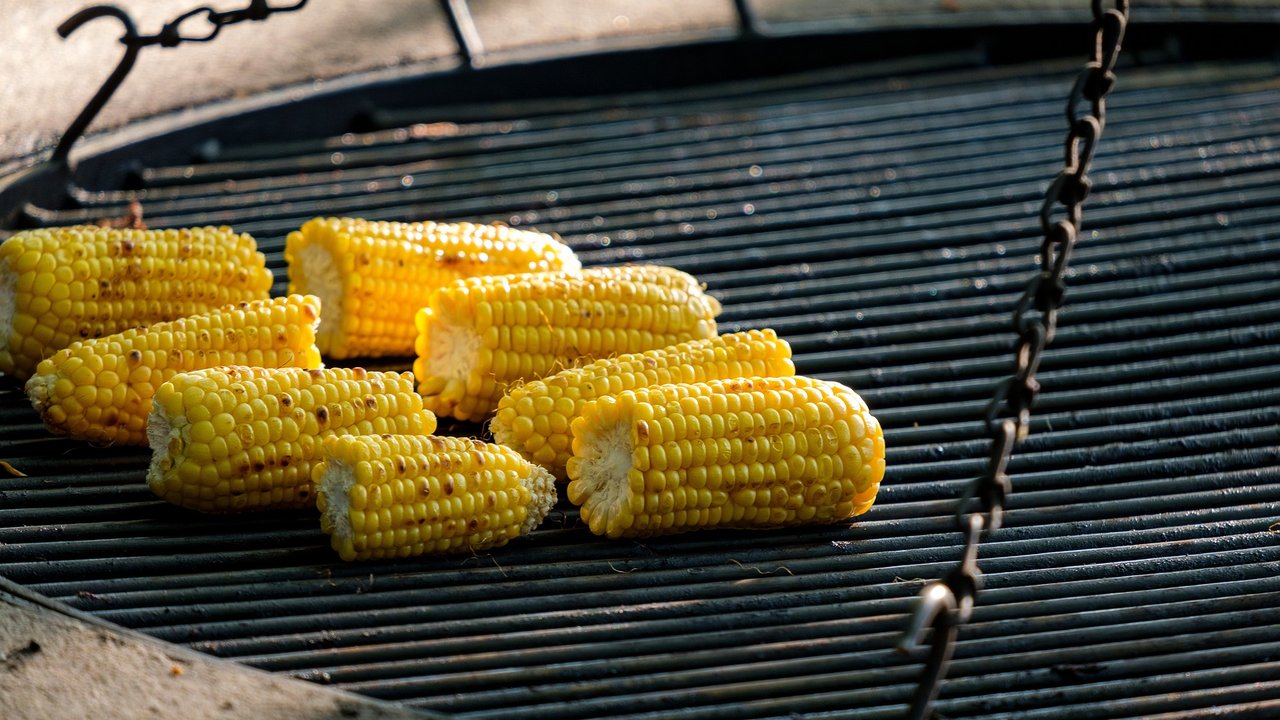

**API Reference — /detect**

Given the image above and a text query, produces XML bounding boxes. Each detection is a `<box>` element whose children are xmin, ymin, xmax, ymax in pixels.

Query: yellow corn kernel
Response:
<box><xmin>492</xmin><ymin>330</ymin><xmax>794</xmax><ymax>479</ymax></box>
<box><xmin>0</xmin><ymin>225</ymin><xmax>272</xmax><ymax>380</ymax></box>
<box><xmin>315</xmin><ymin>434</ymin><xmax>557</xmax><ymax>561</ymax></box>
<box><xmin>26</xmin><ymin>295</ymin><xmax>322</xmax><ymax>446</ymax></box>
<box><xmin>285</xmin><ymin>216</ymin><xmax>580</xmax><ymax>359</ymax></box>
<box><xmin>565</xmin><ymin>376</ymin><xmax>885</xmax><ymax>539</ymax></box>
<box><xmin>414</xmin><ymin>265</ymin><xmax>722</xmax><ymax>422</ymax></box>
<box><xmin>147</xmin><ymin>366</ymin><xmax>436</xmax><ymax>512</ymax></box>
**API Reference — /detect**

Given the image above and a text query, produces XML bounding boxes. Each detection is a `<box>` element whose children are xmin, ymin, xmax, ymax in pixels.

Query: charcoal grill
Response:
<box><xmin>2</xmin><ymin>3</ymin><xmax>1279</xmax><ymax>718</ymax></box>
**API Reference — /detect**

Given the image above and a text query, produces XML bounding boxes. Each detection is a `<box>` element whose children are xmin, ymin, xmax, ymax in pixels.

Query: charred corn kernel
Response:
<box><xmin>565</xmin><ymin>376</ymin><xmax>885</xmax><ymax>539</ymax></box>
<box><xmin>26</xmin><ymin>295</ymin><xmax>322</xmax><ymax>446</ymax></box>
<box><xmin>414</xmin><ymin>265</ymin><xmax>722</xmax><ymax>422</ymax></box>
<box><xmin>147</xmin><ymin>366</ymin><xmax>436</xmax><ymax>512</ymax></box>
<box><xmin>316</xmin><ymin>434</ymin><xmax>557</xmax><ymax>561</ymax></box>
<box><xmin>285</xmin><ymin>217</ymin><xmax>580</xmax><ymax>359</ymax></box>
<box><xmin>0</xmin><ymin>225</ymin><xmax>272</xmax><ymax>380</ymax></box>
<box><xmin>492</xmin><ymin>330</ymin><xmax>794</xmax><ymax>479</ymax></box>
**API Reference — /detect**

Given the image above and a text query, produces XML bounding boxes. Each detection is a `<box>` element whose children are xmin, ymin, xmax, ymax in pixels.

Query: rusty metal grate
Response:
<box><xmin>2</xmin><ymin>48</ymin><xmax>1280</xmax><ymax>719</ymax></box>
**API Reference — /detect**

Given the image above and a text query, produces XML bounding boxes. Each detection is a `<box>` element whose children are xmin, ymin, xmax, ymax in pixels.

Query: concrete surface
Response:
<box><xmin>6</xmin><ymin>1</ymin><xmax>1272</xmax><ymax>166</ymax></box>
<box><xmin>0</xmin><ymin>0</ymin><xmax>735</xmax><ymax>164</ymax></box>
<box><xmin>1</xmin><ymin>0</ymin><xmax>454</xmax><ymax>163</ymax></box>
<box><xmin>0</xmin><ymin>586</ymin><xmax>434</xmax><ymax>720</ymax></box>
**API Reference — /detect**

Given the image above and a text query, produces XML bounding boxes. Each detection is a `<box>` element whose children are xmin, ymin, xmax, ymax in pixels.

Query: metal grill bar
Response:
<box><xmin>2</xmin><ymin>49</ymin><xmax>1279</xmax><ymax>719</ymax></box>
<box><xmin>115</xmin><ymin>117</ymin><xmax>1280</xmax><ymax>246</ymax></box>
<box><xmin>122</xmin><ymin>61</ymin><xmax>1273</xmax><ymax>186</ymax></box>
<box><xmin>52</xmin><ymin>64</ymin><xmax>1279</xmax><ymax>229</ymax></box>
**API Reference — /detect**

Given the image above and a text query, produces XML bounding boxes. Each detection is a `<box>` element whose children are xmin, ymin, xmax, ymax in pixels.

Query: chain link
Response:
<box><xmin>896</xmin><ymin>3</ymin><xmax>1129</xmax><ymax>718</ymax></box>
<box><xmin>142</xmin><ymin>0</ymin><xmax>308</xmax><ymax>48</ymax></box>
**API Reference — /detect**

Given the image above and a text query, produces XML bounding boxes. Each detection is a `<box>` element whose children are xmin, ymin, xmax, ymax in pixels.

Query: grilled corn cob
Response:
<box><xmin>0</xmin><ymin>225</ymin><xmax>272</xmax><ymax>380</ymax></box>
<box><xmin>26</xmin><ymin>295</ymin><xmax>322</xmax><ymax>445</ymax></box>
<box><xmin>492</xmin><ymin>330</ymin><xmax>794</xmax><ymax>478</ymax></box>
<box><xmin>566</xmin><ymin>376</ymin><xmax>885</xmax><ymax>538</ymax></box>
<box><xmin>285</xmin><ymin>217</ymin><xmax>580</xmax><ymax>359</ymax></box>
<box><xmin>414</xmin><ymin>265</ymin><xmax>722</xmax><ymax>422</ymax></box>
<box><xmin>147</xmin><ymin>366</ymin><xmax>436</xmax><ymax>512</ymax></box>
<box><xmin>316</xmin><ymin>434</ymin><xmax>557</xmax><ymax>561</ymax></box>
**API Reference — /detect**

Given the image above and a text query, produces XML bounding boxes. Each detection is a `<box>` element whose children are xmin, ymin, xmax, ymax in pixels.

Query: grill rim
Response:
<box><xmin>2</xmin><ymin>30</ymin><xmax>1280</xmax><ymax>717</ymax></box>
<box><xmin>6</xmin><ymin>17</ymin><xmax>1280</xmax><ymax>225</ymax></box>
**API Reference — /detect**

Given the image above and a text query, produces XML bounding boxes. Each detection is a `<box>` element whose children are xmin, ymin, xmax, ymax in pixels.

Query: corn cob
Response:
<box><xmin>316</xmin><ymin>434</ymin><xmax>557</xmax><ymax>561</ymax></box>
<box><xmin>146</xmin><ymin>366</ymin><xmax>436</xmax><ymax>512</ymax></box>
<box><xmin>492</xmin><ymin>330</ymin><xmax>795</xmax><ymax>478</ymax></box>
<box><xmin>565</xmin><ymin>376</ymin><xmax>885</xmax><ymax>539</ymax></box>
<box><xmin>26</xmin><ymin>295</ymin><xmax>323</xmax><ymax>446</ymax></box>
<box><xmin>285</xmin><ymin>217</ymin><xmax>581</xmax><ymax>359</ymax></box>
<box><xmin>414</xmin><ymin>265</ymin><xmax>722</xmax><ymax>422</ymax></box>
<box><xmin>0</xmin><ymin>225</ymin><xmax>272</xmax><ymax>380</ymax></box>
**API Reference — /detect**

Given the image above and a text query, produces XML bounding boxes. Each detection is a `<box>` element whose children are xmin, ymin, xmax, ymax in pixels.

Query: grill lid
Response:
<box><xmin>2</xmin><ymin>42</ymin><xmax>1280</xmax><ymax>720</ymax></box>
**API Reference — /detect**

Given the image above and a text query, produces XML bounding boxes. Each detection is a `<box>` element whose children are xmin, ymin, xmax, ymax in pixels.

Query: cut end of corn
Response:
<box><xmin>414</xmin><ymin>265</ymin><xmax>723</xmax><ymax>422</ymax></box>
<box><xmin>285</xmin><ymin>217</ymin><xmax>581</xmax><ymax>359</ymax></box>
<box><xmin>520</xmin><ymin>465</ymin><xmax>559</xmax><ymax>536</ymax></box>
<box><xmin>316</xmin><ymin>434</ymin><xmax>557</xmax><ymax>561</ymax></box>
<box><xmin>146</xmin><ymin>366</ymin><xmax>436</xmax><ymax>513</ymax></box>
<box><xmin>410</xmin><ymin>305</ymin><xmax>486</xmax><ymax>421</ymax></box>
<box><xmin>565</xmin><ymin>376</ymin><xmax>886</xmax><ymax>539</ymax></box>
<box><xmin>0</xmin><ymin>225</ymin><xmax>273</xmax><ymax>380</ymax></box>
<box><xmin>25</xmin><ymin>294</ymin><xmax>323</xmax><ymax>445</ymax></box>
<box><xmin>565</xmin><ymin>408</ymin><xmax>637</xmax><ymax>536</ymax></box>
<box><xmin>492</xmin><ymin>329</ymin><xmax>795</xmax><ymax>479</ymax></box>
<box><xmin>293</xmin><ymin>240</ymin><xmax>345</xmax><ymax>356</ymax></box>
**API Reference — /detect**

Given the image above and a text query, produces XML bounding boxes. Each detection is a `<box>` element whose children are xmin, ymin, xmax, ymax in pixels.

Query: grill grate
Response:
<box><xmin>3</xmin><ymin>51</ymin><xmax>1280</xmax><ymax>719</ymax></box>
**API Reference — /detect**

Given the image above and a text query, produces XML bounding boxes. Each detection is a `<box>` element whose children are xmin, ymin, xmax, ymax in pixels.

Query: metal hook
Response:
<box><xmin>897</xmin><ymin>582</ymin><xmax>957</xmax><ymax>656</ymax></box>
<box><xmin>898</xmin><ymin>514</ymin><xmax>985</xmax><ymax>720</ymax></box>
<box><xmin>48</xmin><ymin>1</ymin><xmax>310</xmax><ymax>169</ymax></box>
<box><xmin>898</xmin><ymin>579</ymin><xmax>962</xmax><ymax>719</ymax></box>
<box><xmin>51</xmin><ymin>6</ymin><xmax>143</xmax><ymax>167</ymax></box>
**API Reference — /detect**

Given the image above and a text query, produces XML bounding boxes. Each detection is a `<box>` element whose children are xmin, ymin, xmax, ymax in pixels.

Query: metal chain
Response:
<box><xmin>896</xmin><ymin>3</ymin><xmax>1129</xmax><ymax>718</ymax></box>
<box><xmin>139</xmin><ymin>0</ymin><xmax>309</xmax><ymax>48</ymax></box>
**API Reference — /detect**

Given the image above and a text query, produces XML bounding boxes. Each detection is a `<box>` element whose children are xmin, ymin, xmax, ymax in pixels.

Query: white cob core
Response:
<box><xmin>318</xmin><ymin>458</ymin><xmax>356</xmax><ymax>552</ymax></box>
<box><xmin>520</xmin><ymin>465</ymin><xmax>559</xmax><ymax>535</ymax></box>
<box><xmin>144</xmin><ymin>403</ymin><xmax>180</xmax><ymax>496</ymax></box>
<box><xmin>570</xmin><ymin>415</ymin><xmax>635</xmax><ymax>533</ymax></box>
<box><xmin>25</xmin><ymin>372</ymin><xmax>56</xmax><ymax>416</ymax></box>
<box><xmin>145</xmin><ymin>406</ymin><xmax>172</xmax><ymax>453</ymax></box>
<box><xmin>296</xmin><ymin>242</ymin><xmax>343</xmax><ymax>355</ymax></box>
<box><xmin>426</xmin><ymin>316</ymin><xmax>480</xmax><ymax>386</ymax></box>
<box><xmin>488</xmin><ymin>411</ymin><xmax>514</xmax><ymax>447</ymax></box>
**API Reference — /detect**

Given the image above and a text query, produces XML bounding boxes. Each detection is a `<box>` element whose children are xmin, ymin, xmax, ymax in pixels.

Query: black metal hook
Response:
<box><xmin>898</xmin><ymin>513</ymin><xmax>984</xmax><ymax>720</ymax></box>
<box><xmin>48</xmin><ymin>1</ymin><xmax>309</xmax><ymax>168</ymax></box>
<box><xmin>898</xmin><ymin>578</ymin><xmax>959</xmax><ymax>720</ymax></box>
<box><xmin>51</xmin><ymin>6</ymin><xmax>142</xmax><ymax>167</ymax></box>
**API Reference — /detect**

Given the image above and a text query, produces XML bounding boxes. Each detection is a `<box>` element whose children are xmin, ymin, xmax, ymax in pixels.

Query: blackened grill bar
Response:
<box><xmin>2</xmin><ymin>38</ymin><xmax>1280</xmax><ymax>720</ymax></box>
<box><xmin>124</xmin><ymin>60</ymin><xmax>1276</xmax><ymax>188</ymax></box>
<box><xmin>40</xmin><ymin>511</ymin><xmax>1280</xmax><ymax>637</ymax></box>
<box><xmin>43</xmin><ymin>62</ymin><xmax>1280</xmax><ymax>234</ymax></box>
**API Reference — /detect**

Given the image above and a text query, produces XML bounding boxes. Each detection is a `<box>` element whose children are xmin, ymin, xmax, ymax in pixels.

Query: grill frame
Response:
<box><xmin>3</xmin><ymin>17</ymin><xmax>1280</xmax><ymax>720</ymax></box>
